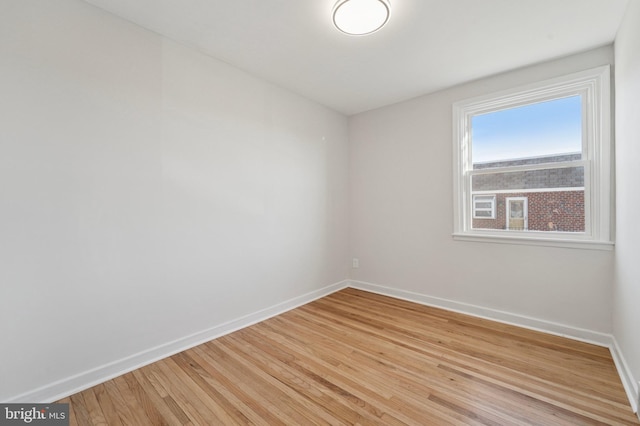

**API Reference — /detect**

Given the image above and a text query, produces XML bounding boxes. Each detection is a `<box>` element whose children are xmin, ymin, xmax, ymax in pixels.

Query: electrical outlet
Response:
<box><xmin>352</xmin><ymin>258</ymin><xmax>359</xmax><ymax>268</ymax></box>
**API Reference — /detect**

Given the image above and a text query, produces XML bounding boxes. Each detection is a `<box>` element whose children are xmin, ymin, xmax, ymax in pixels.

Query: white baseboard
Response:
<box><xmin>348</xmin><ymin>280</ymin><xmax>612</xmax><ymax>346</ymax></box>
<box><xmin>610</xmin><ymin>338</ymin><xmax>639</xmax><ymax>414</ymax></box>
<box><xmin>5</xmin><ymin>280</ymin><xmax>349</xmax><ymax>404</ymax></box>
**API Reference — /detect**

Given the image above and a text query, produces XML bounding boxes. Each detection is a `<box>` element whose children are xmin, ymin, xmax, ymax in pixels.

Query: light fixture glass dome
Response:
<box><xmin>332</xmin><ymin>0</ymin><xmax>390</xmax><ymax>36</ymax></box>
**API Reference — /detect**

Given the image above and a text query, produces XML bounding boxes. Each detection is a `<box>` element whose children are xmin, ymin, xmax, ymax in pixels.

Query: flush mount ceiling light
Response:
<box><xmin>332</xmin><ymin>0</ymin><xmax>391</xmax><ymax>36</ymax></box>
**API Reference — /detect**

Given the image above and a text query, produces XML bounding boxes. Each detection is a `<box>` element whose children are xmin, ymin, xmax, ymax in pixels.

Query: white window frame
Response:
<box><xmin>452</xmin><ymin>66</ymin><xmax>613</xmax><ymax>250</ymax></box>
<box><xmin>472</xmin><ymin>195</ymin><xmax>496</xmax><ymax>219</ymax></box>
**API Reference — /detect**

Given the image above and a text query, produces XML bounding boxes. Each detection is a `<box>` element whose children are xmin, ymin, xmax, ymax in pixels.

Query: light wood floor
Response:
<box><xmin>59</xmin><ymin>288</ymin><xmax>639</xmax><ymax>425</ymax></box>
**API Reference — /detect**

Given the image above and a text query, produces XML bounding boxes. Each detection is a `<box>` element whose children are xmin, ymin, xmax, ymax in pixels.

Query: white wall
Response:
<box><xmin>613</xmin><ymin>0</ymin><xmax>640</xmax><ymax>411</ymax></box>
<box><xmin>349</xmin><ymin>46</ymin><xmax>615</xmax><ymax>336</ymax></box>
<box><xmin>0</xmin><ymin>0</ymin><xmax>349</xmax><ymax>401</ymax></box>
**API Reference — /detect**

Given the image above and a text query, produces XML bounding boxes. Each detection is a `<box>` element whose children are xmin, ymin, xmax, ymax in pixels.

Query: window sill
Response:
<box><xmin>452</xmin><ymin>232</ymin><xmax>614</xmax><ymax>251</ymax></box>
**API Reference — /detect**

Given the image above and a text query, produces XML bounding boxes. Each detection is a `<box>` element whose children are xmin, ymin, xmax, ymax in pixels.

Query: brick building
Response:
<box><xmin>471</xmin><ymin>154</ymin><xmax>585</xmax><ymax>232</ymax></box>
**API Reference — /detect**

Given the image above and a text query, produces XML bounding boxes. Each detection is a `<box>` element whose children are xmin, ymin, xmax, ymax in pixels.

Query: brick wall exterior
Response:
<box><xmin>472</xmin><ymin>190</ymin><xmax>585</xmax><ymax>232</ymax></box>
<box><xmin>471</xmin><ymin>154</ymin><xmax>585</xmax><ymax>233</ymax></box>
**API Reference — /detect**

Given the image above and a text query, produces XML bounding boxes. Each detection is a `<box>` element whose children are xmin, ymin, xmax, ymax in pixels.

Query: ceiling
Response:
<box><xmin>82</xmin><ymin>0</ymin><xmax>629</xmax><ymax>116</ymax></box>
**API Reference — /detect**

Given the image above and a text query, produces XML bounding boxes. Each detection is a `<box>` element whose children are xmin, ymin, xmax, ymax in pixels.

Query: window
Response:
<box><xmin>453</xmin><ymin>66</ymin><xmax>612</xmax><ymax>250</ymax></box>
<box><xmin>473</xmin><ymin>195</ymin><xmax>496</xmax><ymax>219</ymax></box>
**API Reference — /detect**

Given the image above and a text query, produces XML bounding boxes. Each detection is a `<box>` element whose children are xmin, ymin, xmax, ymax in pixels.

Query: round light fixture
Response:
<box><xmin>332</xmin><ymin>0</ymin><xmax>390</xmax><ymax>36</ymax></box>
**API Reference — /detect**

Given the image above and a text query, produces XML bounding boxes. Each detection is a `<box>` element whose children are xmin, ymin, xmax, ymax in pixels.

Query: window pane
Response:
<box><xmin>471</xmin><ymin>96</ymin><xmax>582</xmax><ymax>165</ymax></box>
<box><xmin>472</xmin><ymin>166</ymin><xmax>584</xmax><ymax>192</ymax></box>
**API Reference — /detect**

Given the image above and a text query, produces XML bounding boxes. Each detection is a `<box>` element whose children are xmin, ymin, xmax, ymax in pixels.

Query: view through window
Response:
<box><xmin>470</xmin><ymin>96</ymin><xmax>585</xmax><ymax>233</ymax></box>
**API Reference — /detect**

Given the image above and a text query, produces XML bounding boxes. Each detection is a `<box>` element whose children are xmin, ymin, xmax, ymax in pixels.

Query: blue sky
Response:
<box><xmin>472</xmin><ymin>95</ymin><xmax>582</xmax><ymax>163</ymax></box>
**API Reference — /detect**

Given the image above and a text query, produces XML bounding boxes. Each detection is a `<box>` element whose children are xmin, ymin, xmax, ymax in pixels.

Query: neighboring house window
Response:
<box><xmin>453</xmin><ymin>66</ymin><xmax>612</xmax><ymax>249</ymax></box>
<box><xmin>473</xmin><ymin>195</ymin><xmax>496</xmax><ymax>219</ymax></box>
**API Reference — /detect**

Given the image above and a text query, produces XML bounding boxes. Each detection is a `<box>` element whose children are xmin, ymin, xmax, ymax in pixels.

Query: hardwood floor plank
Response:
<box><xmin>91</xmin><ymin>384</ymin><xmax>122</xmax><ymax>426</ymax></box>
<box><xmin>269</xmin><ymin>309</ymin><xmax>531</xmax><ymax>425</ymax></box>
<box><xmin>122</xmin><ymin>373</ymin><xmax>168</xmax><ymax>425</ymax></box>
<box><xmin>248</xmin><ymin>317</ymin><xmax>522</xmax><ymax>425</ymax></box>
<box><xmin>100</xmin><ymin>377</ymin><xmax>141</xmax><ymax>425</ymax></box>
<box><xmin>320</xmin><ymin>292</ymin><xmax>636</xmax><ymax>422</ymax></box>
<box><xmin>149</xmin><ymin>360</ymin><xmax>221</xmax><ymax>424</ymax></box>
<box><xmin>68</xmin><ymin>392</ymin><xmax>93</xmax><ymax>426</ymax></box>
<box><xmin>58</xmin><ymin>289</ymin><xmax>638</xmax><ymax>425</ymax></box>
<box><xmin>213</xmin><ymin>338</ymin><xmax>341</xmax><ymax>425</ymax></box>
<box><xmin>170</xmin><ymin>351</ymin><xmax>253</xmax><ymax>425</ymax></box>
<box><xmin>223</xmin><ymin>333</ymin><xmax>372</xmax><ymax>425</ymax></box>
<box><xmin>57</xmin><ymin>397</ymin><xmax>77</xmax><ymax>426</ymax></box>
<box><xmin>184</xmin><ymin>348</ymin><xmax>281</xmax><ymax>426</ymax></box>
<box><xmin>230</xmin><ymin>329</ymin><xmax>404</xmax><ymax>425</ymax></box>
<box><xmin>82</xmin><ymin>386</ymin><xmax>109</xmax><ymax>426</ymax></box>
<box><xmin>131</xmin><ymin>369</ymin><xmax>188</xmax><ymax>425</ymax></box>
<box><xmin>163</xmin><ymin>356</ymin><xmax>239</xmax><ymax>425</ymax></box>
<box><xmin>111</xmin><ymin>375</ymin><xmax>156</xmax><ymax>425</ymax></box>
<box><xmin>194</xmin><ymin>342</ymin><xmax>310</xmax><ymax>425</ymax></box>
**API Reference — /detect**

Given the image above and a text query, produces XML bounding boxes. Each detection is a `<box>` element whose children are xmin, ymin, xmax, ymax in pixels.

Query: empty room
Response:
<box><xmin>2</xmin><ymin>0</ymin><xmax>640</xmax><ymax>424</ymax></box>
